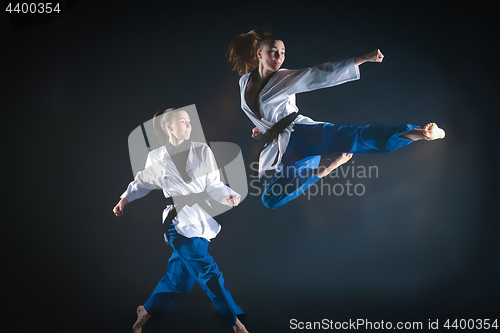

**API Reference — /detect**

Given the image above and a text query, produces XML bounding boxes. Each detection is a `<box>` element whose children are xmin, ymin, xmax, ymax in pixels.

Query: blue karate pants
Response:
<box><xmin>143</xmin><ymin>224</ymin><xmax>243</xmax><ymax>326</ymax></box>
<box><xmin>262</xmin><ymin>123</ymin><xmax>419</xmax><ymax>209</ymax></box>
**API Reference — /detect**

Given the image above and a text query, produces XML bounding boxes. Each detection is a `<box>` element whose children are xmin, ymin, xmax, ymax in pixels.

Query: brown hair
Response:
<box><xmin>227</xmin><ymin>28</ymin><xmax>279</xmax><ymax>75</ymax></box>
<box><xmin>153</xmin><ymin>108</ymin><xmax>184</xmax><ymax>145</ymax></box>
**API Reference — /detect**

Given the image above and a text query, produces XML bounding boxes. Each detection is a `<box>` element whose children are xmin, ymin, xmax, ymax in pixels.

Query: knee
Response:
<box><xmin>197</xmin><ymin>268</ymin><xmax>223</xmax><ymax>286</ymax></box>
<box><xmin>205</xmin><ymin>273</ymin><xmax>224</xmax><ymax>290</ymax></box>
<box><xmin>160</xmin><ymin>274</ymin><xmax>194</xmax><ymax>293</ymax></box>
<box><xmin>261</xmin><ymin>191</ymin><xmax>280</xmax><ymax>210</ymax></box>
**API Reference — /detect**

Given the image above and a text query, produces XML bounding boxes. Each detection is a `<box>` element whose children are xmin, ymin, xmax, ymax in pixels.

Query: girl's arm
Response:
<box><xmin>113</xmin><ymin>153</ymin><xmax>161</xmax><ymax>216</ymax></box>
<box><xmin>282</xmin><ymin>58</ymin><xmax>360</xmax><ymax>95</ymax></box>
<box><xmin>282</xmin><ymin>49</ymin><xmax>383</xmax><ymax>96</ymax></box>
<box><xmin>203</xmin><ymin>145</ymin><xmax>241</xmax><ymax>206</ymax></box>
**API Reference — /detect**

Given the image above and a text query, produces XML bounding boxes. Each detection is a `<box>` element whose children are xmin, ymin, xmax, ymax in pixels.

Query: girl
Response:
<box><xmin>113</xmin><ymin>108</ymin><xmax>249</xmax><ymax>333</ymax></box>
<box><xmin>228</xmin><ymin>29</ymin><xmax>445</xmax><ymax>209</ymax></box>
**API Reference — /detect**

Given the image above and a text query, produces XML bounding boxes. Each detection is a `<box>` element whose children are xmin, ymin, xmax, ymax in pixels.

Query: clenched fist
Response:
<box><xmin>354</xmin><ymin>49</ymin><xmax>384</xmax><ymax>66</ymax></box>
<box><xmin>252</xmin><ymin>127</ymin><xmax>263</xmax><ymax>140</ymax></box>
<box><xmin>366</xmin><ymin>49</ymin><xmax>384</xmax><ymax>62</ymax></box>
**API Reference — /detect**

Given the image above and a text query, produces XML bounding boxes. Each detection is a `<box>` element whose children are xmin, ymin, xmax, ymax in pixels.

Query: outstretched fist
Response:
<box><xmin>367</xmin><ymin>49</ymin><xmax>384</xmax><ymax>63</ymax></box>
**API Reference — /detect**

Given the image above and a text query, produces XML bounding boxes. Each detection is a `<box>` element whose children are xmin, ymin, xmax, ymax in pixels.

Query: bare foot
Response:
<box><xmin>233</xmin><ymin>318</ymin><xmax>249</xmax><ymax>333</ymax></box>
<box><xmin>315</xmin><ymin>153</ymin><xmax>353</xmax><ymax>178</ymax></box>
<box><xmin>132</xmin><ymin>305</ymin><xmax>151</xmax><ymax>333</ymax></box>
<box><xmin>423</xmin><ymin>123</ymin><xmax>445</xmax><ymax>140</ymax></box>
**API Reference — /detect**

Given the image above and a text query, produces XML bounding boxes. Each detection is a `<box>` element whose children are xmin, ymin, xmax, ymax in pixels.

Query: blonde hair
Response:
<box><xmin>153</xmin><ymin>108</ymin><xmax>184</xmax><ymax>145</ymax></box>
<box><xmin>227</xmin><ymin>28</ymin><xmax>278</xmax><ymax>75</ymax></box>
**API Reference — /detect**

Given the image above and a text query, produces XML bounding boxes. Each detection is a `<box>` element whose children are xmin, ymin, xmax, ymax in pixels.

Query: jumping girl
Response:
<box><xmin>228</xmin><ymin>29</ymin><xmax>445</xmax><ymax>209</ymax></box>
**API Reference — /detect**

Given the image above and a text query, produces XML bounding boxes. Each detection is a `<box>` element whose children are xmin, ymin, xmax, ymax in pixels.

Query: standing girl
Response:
<box><xmin>113</xmin><ymin>108</ymin><xmax>249</xmax><ymax>333</ymax></box>
<box><xmin>228</xmin><ymin>29</ymin><xmax>445</xmax><ymax>209</ymax></box>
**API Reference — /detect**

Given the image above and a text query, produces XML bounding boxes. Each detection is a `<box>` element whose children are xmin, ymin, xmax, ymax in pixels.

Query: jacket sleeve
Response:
<box><xmin>282</xmin><ymin>58</ymin><xmax>360</xmax><ymax>95</ymax></box>
<box><xmin>120</xmin><ymin>152</ymin><xmax>161</xmax><ymax>203</ymax></box>
<box><xmin>202</xmin><ymin>145</ymin><xmax>239</xmax><ymax>202</ymax></box>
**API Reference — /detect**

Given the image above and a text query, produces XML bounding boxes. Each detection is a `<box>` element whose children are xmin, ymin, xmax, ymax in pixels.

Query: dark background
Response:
<box><xmin>2</xmin><ymin>1</ymin><xmax>499</xmax><ymax>332</ymax></box>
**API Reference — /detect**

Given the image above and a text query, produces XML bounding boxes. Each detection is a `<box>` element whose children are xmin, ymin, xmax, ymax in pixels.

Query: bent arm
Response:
<box><xmin>113</xmin><ymin>157</ymin><xmax>163</xmax><ymax>216</ymax></box>
<box><xmin>120</xmin><ymin>174</ymin><xmax>156</xmax><ymax>203</ymax></box>
<box><xmin>203</xmin><ymin>146</ymin><xmax>240</xmax><ymax>205</ymax></box>
<box><xmin>121</xmin><ymin>155</ymin><xmax>163</xmax><ymax>202</ymax></box>
<box><xmin>113</xmin><ymin>177</ymin><xmax>155</xmax><ymax>217</ymax></box>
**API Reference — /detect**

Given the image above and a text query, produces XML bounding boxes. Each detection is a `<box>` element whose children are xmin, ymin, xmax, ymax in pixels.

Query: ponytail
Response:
<box><xmin>227</xmin><ymin>28</ymin><xmax>275</xmax><ymax>75</ymax></box>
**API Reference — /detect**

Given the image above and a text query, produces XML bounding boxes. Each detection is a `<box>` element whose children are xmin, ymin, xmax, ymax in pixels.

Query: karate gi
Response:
<box><xmin>121</xmin><ymin>141</ymin><xmax>243</xmax><ymax>326</ymax></box>
<box><xmin>239</xmin><ymin>58</ymin><xmax>418</xmax><ymax>209</ymax></box>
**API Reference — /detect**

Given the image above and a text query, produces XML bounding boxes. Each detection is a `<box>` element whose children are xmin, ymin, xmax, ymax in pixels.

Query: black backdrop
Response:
<box><xmin>2</xmin><ymin>1</ymin><xmax>499</xmax><ymax>332</ymax></box>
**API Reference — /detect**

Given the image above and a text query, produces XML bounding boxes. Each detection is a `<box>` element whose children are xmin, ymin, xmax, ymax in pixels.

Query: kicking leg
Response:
<box><xmin>261</xmin><ymin>123</ymin><xmax>419</xmax><ymax>209</ymax></box>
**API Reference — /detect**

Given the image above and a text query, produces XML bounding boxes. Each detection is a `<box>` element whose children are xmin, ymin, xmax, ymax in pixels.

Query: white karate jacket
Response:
<box><xmin>121</xmin><ymin>142</ymin><xmax>238</xmax><ymax>241</ymax></box>
<box><xmin>239</xmin><ymin>58</ymin><xmax>360</xmax><ymax>178</ymax></box>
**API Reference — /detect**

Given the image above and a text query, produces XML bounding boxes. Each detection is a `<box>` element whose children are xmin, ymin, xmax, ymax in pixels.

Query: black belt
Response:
<box><xmin>163</xmin><ymin>191</ymin><xmax>222</xmax><ymax>224</ymax></box>
<box><xmin>257</xmin><ymin>112</ymin><xmax>299</xmax><ymax>168</ymax></box>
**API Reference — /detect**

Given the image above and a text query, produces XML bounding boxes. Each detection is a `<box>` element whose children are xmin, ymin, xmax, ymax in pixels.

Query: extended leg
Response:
<box><xmin>325</xmin><ymin>123</ymin><xmax>421</xmax><ymax>154</ymax></box>
<box><xmin>261</xmin><ymin>123</ymin><xmax>422</xmax><ymax>209</ymax></box>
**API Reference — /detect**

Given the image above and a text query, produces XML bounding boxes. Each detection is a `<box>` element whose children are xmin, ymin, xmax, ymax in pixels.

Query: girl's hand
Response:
<box><xmin>113</xmin><ymin>198</ymin><xmax>128</xmax><ymax>216</ymax></box>
<box><xmin>334</xmin><ymin>153</ymin><xmax>353</xmax><ymax>166</ymax></box>
<box><xmin>365</xmin><ymin>49</ymin><xmax>384</xmax><ymax>63</ymax></box>
<box><xmin>220</xmin><ymin>194</ymin><xmax>241</xmax><ymax>207</ymax></box>
<box><xmin>355</xmin><ymin>49</ymin><xmax>384</xmax><ymax>66</ymax></box>
<box><xmin>252</xmin><ymin>127</ymin><xmax>263</xmax><ymax>140</ymax></box>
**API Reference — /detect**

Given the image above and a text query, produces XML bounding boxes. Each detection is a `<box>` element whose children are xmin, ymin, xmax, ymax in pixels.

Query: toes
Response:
<box><xmin>422</xmin><ymin>123</ymin><xmax>445</xmax><ymax>140</ymax></box>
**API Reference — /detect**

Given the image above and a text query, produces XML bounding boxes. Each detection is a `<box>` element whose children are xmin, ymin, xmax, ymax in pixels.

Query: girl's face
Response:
<box><xmin>258</xmin><ymin>40</ymin><xmax>285</xmax><ymax>72</ymax></box>
<box><xmin>166</xmin><ymin>110</ymin><xmax>191</xmax><ymax>141</ymax></box>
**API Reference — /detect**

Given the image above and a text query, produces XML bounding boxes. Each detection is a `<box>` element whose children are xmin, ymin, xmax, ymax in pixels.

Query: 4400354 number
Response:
<box><xmin>444</xmin><ymin>319</ymin><xmax>498</xmax><ymax>330</ymax></box>
<box><xmin>6</xmin><ymin>3</ymin><xmax>61</xmax><ymax>14</ymax></box>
